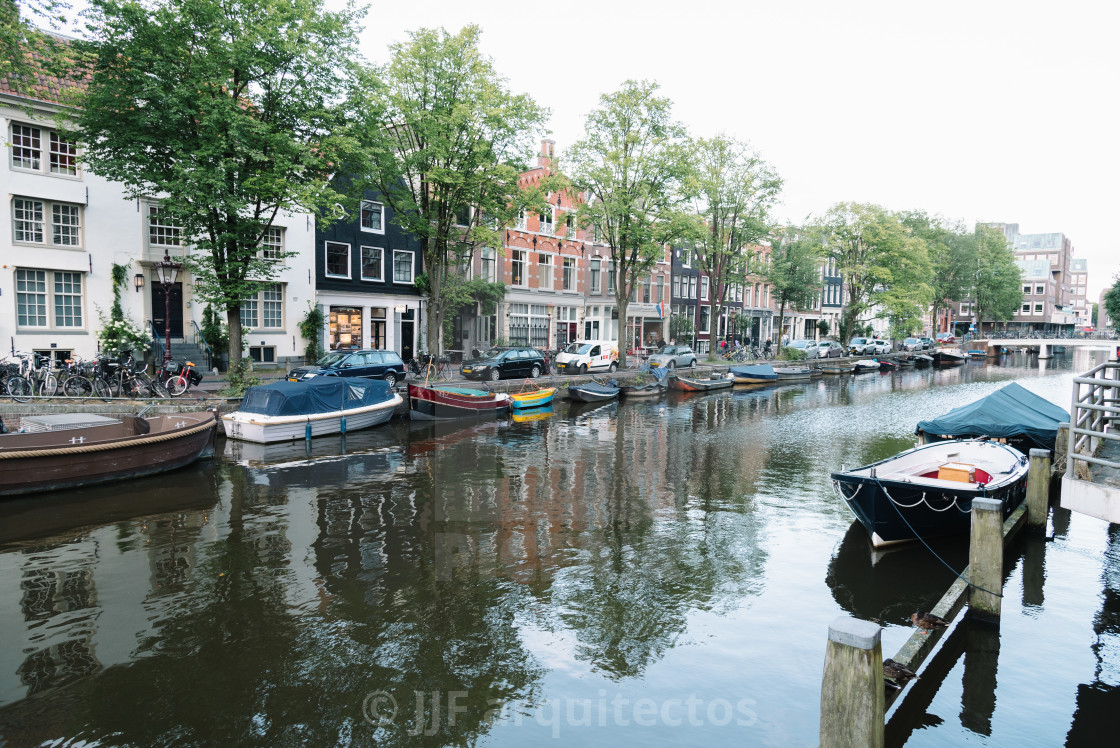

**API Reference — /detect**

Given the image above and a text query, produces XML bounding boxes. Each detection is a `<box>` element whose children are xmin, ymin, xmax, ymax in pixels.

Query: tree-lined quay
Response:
<box><xmin>4</xmin><ymin>0</ymin><xmax>1116</xmax><ymax>391</ymax></box>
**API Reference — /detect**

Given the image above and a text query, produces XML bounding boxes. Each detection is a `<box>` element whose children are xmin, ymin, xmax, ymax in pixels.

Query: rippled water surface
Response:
<box><xmin>1</xmin><ymin>350</ymin><xmax>1117</xmax><ymax>746</ymax></box>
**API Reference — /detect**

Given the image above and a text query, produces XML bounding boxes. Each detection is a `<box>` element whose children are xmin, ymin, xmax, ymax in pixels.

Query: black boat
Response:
<box><xmin>831</xmin><ymin>440</ymin><xmax>1029</xmax><ymax>547</ymax></box>
<box><xmin>912</xmin><ymin>354</ymin><xmax>933</xmax><ymax>367</ymax></box>
<box><xmin>567</xmin><ymin>379</ymin><xmax>620</xmax><ymax>403</ymax></box>
<box><xmin>931</xmin><ymin>347</ymin><xmax>967</xmax><ymax>366</ymax></box>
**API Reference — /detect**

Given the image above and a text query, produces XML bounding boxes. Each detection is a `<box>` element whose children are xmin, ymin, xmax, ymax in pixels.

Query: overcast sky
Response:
<box><xmin>354</xmin><ymin>0</ymin><xmax>1119</xmax><ymax>302</ymax></box>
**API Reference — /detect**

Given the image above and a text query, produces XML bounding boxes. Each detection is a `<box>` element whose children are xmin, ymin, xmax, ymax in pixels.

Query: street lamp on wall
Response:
<box><xmin>155</xmin><ymin>250</ymin><xmax>183</xmax><ymax>363</ymax></box>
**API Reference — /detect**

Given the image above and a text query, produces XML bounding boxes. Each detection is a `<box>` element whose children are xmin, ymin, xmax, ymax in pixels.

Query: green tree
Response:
<box><xmin>567</xmin><ymin>80</ymin><xmax>695</xmax><ymax>366</ymax></box>
<box><xmin>1</xmin><ymin>0</ymin><xmax>73</xmax><ymax>94</ymax></box>
<box><xmin>689</xmin><ymin>135</ymin><xmax>782</xmax><ymax>345</ymax></box>
<box><xmin>971</xmin><ymin>224</ymin><xmax>1022</xmax><ymax>328</ymax></box>
<box><xmin>1101</xmin><ymin>277</ymin><xmax>1120</xmax><ymax>332</ymax></box>
<box><xmin>762</xmin><ymin>230</ymin><xmax>822</xmax><ymax>356</ymax></box>
<box><xmin>901</xmin><ymin>211</ymin><xmax>974</xmax><ymax>334</ymax></box>
<box><xmin>75</xmin><ymin>0</ymin><xmax>365</xmax><ymax>381</ymax></box>
<box><xmin>354</xmin><ymin>25</ymin><xmax>548</xmax><ymax>355</ymax></box>
<box><xmin>814</xmin><ymin>202</ymin><xmax>931</xmax><ymax>343</ymax></box>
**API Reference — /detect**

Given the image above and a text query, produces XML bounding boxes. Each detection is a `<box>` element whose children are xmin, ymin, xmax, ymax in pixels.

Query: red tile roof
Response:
<box><xmin>0</xmin><ymin>35</ymin><xmax>89</xmax><ymax>107</ymax></box>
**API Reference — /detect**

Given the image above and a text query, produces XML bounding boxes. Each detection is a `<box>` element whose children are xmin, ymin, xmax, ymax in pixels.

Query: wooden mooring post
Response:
<box><xmin>820</xmin><ymin>616</ymin><xmax>884</xmax><ymax>748</ymax></box>
<box><xmin>969</xmin><ymin>497</ymin><xmax>1004</xmax><ymax>620</ymax></box>
<box><xmin>1026</xmin><ymin>448</ymin><xmax>1052</xmax><ymax>529</ymax></box>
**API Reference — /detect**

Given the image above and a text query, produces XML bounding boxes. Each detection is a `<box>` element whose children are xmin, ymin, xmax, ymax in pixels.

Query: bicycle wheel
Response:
<box><xmin>39</xmin><ymin>373</ymin><xmax>59</xmax><ymax>397</ymax></box>
<box><xmin>63</xmin><ymin>375</ymin><xmax>94</xmax><ymax>398</ymax></box>
<box><xmin>93</xmin><ymin>377</ymin><xmax>113</xmax><ymax>401</ymax></box>
<box><xmin>6</xmin><ymin>376</ymin><xmax>32</xmax><ymax>402</ymax></box>
<box><xmin>132</xmin><ymin>372</ymin><xmax>157</xmax><ymax>398</ymax></box>
<box><xmin>166</xmin><ymin>375</ymin><xmax>190</xmax><ymax>397</ymax></box>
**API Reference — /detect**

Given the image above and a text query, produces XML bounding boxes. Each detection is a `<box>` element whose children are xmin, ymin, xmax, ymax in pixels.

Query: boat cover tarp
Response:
<box><xmin>572</xmin><ymin>382</ymin><xmax>619</xmax><ymax>395</ymax></box>
<box><xmin>915</xmin><ymin>382</ymin><xmax>1069</xmax><ymax>450</ymax></box>
<box><xmin>240</xmin><ymin>378</ymin><xmax>394</xmax><ymax>417</ymax></box>
<box><xmin>729</xmin><ymin>364</ymin><xmax>777</xmax><ymax>379</ymax></box>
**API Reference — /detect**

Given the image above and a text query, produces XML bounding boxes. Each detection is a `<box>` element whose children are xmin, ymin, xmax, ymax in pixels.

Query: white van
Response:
<box><xmin>556</xmin><ymin>340</ymin><xmax>618</xmax><ymax>374</ymax></box>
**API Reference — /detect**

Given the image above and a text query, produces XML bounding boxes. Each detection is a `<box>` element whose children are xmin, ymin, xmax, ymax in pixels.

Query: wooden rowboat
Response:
<box><xmin>509</xmin><ymin>384</ymin><xmax>556</xmax><ymax>409</ymax></box>
<box><xmin>408</xmin><ymin>383</ymin><xmax>510</xmax><ymax>420</ymax></box>
<box><xmin>669</xmin><ymin>373</ymin><xmax>734</xmax><ymax>392</ymax></box>
<box><xmin>0</xmin><ymin>411</ymin><xmax>218</xmax><ymax>497</ymax></box>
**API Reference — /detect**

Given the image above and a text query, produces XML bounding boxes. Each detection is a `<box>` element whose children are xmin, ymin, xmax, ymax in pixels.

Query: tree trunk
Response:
<box><xmin>617</xmin><ymin>294</ymin><xmax>629</xmax><ymax>368</ymax></box>
<box><xmin>226</xmin><ymin>305</ymin><xmax>242</xmax><ymax>373</ymax></box>
<box><xmin>427</xmin><ymin>260</ymin><xmax>441</xmax><ymax>356</ymax></box>
<box><xmin>776</xmin><ymin>300</ymin><xmax>787</xmax><ymax>357</ymax></box>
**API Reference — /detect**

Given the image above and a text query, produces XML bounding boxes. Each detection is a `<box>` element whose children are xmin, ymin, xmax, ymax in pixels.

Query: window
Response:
<box><xmin>516</xmin><ymin>209</ymin><xmax>527</xmax><ymax>230</ymax></box>
<box><xmin>1021</xmin><ymin>303</ymin><xmax>1030</xmax><ymax>314</ymax></box>
<box><xmin>12</xmin><ymin>198</ymin><xmax>83</xmax><ymax>248</ymax></box>
<box><xmin>538</xmin><ymin>254</ymin><xmax>553</xmax><ymax>290</ymax></box>
<box><xmin>148</xmin><ymin>205</ymin><xmax>182</xmax><ymax>247</ymax></box>
<box><xmin>393</xmin><ymin>249</ymin><xmax>415</xmax><ymax>284</ymax></box>
<box><xmin>672</xmin><ymin>275</ymin><xmax>681</xmax><ymax>298</ymax></box>
<box><xmin>1023</xmin><ymin>284</ymin><xmax>1031</xmax><ymax>294</ymax></box>
<box><xmin>562</xmin><ymin>257</ymin><xmax>575</xmax><ymax>290</ymax></box>
<box><xmin>590</xmin><ymin>259</ymin><xmax>601</xmax><ymax>294</ymax></box>
<box><xmin>16</xmin><ymin>268</ymin><xmax>84</xmax><ymax>328</ymax></box>
<box><xmin>700</xmin><ymin>276</ymin><xmax>709</xmax><ymax>301</ymax></box>
<box><xmin>241</xmin><ymin>283</ymin><xmax>284</xmax><ymax>329</ymax></box>
<box><xmin>539</xmin><ymin>208</ymin><xmax>554</xmax><ymax>235</ymax></box>
<box><xmin>608</xmin><ymin>264</ymin><xmax>616</xmax><ymax>294</ymax></box>
<box><xmin>360</xmin><ymin>201</ymin><xmax>384</xmax><ymax>233</ymax></box>
<box><xmin>261</xmin><ymin>227</ymin><xmax>284</xmax><ymax>260</ymax></box>
<box><xmin>325</xmin><ymin>241</ymin><xmax>350</xmax><ymax>278</ymax></box>
<box><xmin>699</xmin><ymin>306</ymin><xmax>710</xmax><ymax>333</ymax></box>
<box><xmin>361</xmin><ymin>246</ymin><xmax>384</xmax><ymax>281</ymax></box>
<box><xmin>512</xmin><ymin>249</ymin><xmax>527</xmax><ymax>286</ymax></box>
<box><xmin>248</xmin><ymin>346</ymin><xmax>276</xmax><ymax>364</ymax></box>
<box><xmin>643</xmin><ymin>277</ymin><xmax>651</xmax><ymax>303</ymax></box>
<box><xmin>480</xmin><ymin>247</ymin><xmax>497</xmax><ymax>282</ymax></box>
<box><xmin>688</xmin><ymin>275</ymin><xmax>697</xmax><ymax>300</ymax></box>
<box><xmin>1034</xmin><ymin>303</ymin><xmax>1043</xmax><ymax>314</ymax></box>
<box><xmin>454</xmin><ymin>205</ymin><xmax>471</xmax><ymax>226</ymax></box>
<box><xmin>566</xmin><ymin>213</ymin><xmax>577</xmax><ymax>237</ymax></box>
<box><xmin>9</xmin><ymin>123</ymin><xmax>79</xmax><ymax>176</ymax></box>
<box><xmin>1035</xmin><ymin>285</ymin><xmax>1045</xmax><ymax>295</ymax></box>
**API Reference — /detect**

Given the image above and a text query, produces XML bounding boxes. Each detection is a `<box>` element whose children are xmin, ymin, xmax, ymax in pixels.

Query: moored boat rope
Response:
<box><xmin>879</xmin><ymin>484</ymin><xmax>971</xmax><ymax>513</ymax></box>
<box><xmin>0</xmin><ymin>418</ymin><xmax>215</xmax><ymax>459</ymax></box>
<box><xmin>832</xmin><ymin>481</ymin><xmax>862</xmax><ymax>501</ymax></box>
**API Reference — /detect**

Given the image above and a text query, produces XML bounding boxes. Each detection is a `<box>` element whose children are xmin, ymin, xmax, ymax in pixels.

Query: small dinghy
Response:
<box><xmin>509</xmin><ymin>383</ymin><xmax>556</xmax><ymax>409</ymax></box>
<box><xmin>831</xmin><ymin>440</ymin><xmax>1029</xmax><ymax>547</ymax></box>
<box><xmin>729</xmin><ymin>364</ymin><xmax>779</xmax><ymax>384</ymax></box>
<box><xmin>668</xmin><ymin>373</ymin><xmax>734</xmax><ymax>392</ymax></box>
<box><xmin>773</xmin><ymin>366</ymin><xmax>815</xmax><ymax>380</ymax></box>
<box><xmin>567</xmin><ymin>379</ymin><xmax>620</xmax><ymax>403</ymax></box>
<box><xmin>852</xmin><ymin>360</ymin><xmax>881</xmax><ymax>373</ymax></box>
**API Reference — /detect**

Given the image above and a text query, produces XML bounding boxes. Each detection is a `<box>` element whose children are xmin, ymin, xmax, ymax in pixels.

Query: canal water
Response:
<box><xmin>0</xmin><ymin>350</ymin><xmax>1117</xmax><ymax>746</ymax></box>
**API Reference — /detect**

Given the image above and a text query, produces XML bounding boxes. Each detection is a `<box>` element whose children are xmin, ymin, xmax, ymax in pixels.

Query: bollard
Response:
<box><xmin>969</xmin><ymin>497</ymin><xmax>1004</xmax><ymax>620</ymax></box>
<box><xmin>1025</xmin><ymin>448</ymin><xmax>1052</xmax><ymax>529</ymax></box>
<box><xmin>820</xmin><ymin>616</ymin><xmax>884</xmax><ymax>748</ymax></box>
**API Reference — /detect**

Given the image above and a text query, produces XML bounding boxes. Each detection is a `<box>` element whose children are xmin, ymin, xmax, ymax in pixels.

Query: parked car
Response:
<box><xmin>287</xmin><ymin>349</ymin><xmax>406</xmax><ymax>387</ymax></box>
<box><xmin>919</xmin><ymin>337</ymin><xmax>934</xmax><ymax>350</ymax></box>
<box><xmin>460</xmin><ymin>346</ymin><xmax>546</xmax><ymax>381</ymax></box>
<box><xmin>648</xmin><ymin>345</ymin><xmax>698</xmax><ymax>370</ymax></box>
<box><xmin>902</xmin><ymin>337</ymin><xmax>923</xmax><ymax>352</ymax></box>
<box><xmin>865</xmin><ymin>339</ymin><xmax>891</xmax><ymax>355</ymax></box>
<box><xmin>848</xmin><ymin>337</ymin><xmax>870</xmax><ymax>355</ymax></box>
<box><xmin>935</xmin><ymin>332</ymin><xmax>957</xmax><ymax>344</ymax></box>
<box><xmin>816</xmin><ymin>340</ymin><xmax>845</xmax><ymax>358</ymax></box>
<box><xmin>788</xmin><ymin>339</ymin><xmax>821</xmax><ymax>359</ymax></box>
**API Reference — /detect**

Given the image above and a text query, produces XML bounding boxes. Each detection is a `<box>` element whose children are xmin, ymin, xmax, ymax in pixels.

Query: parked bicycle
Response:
<box><xmin>4</xmin><ymin>352</ymin><xmax>57</xmax><ymax>401</ymax></box>
<box><xmin>91</xmin><ymin>349</ymin><xmax>165</xmax><ymax>400</ymax></box>
<box><xmin>407</xmin><ymin>353</ymin><xmax>452</xmax><ymax>381</ymax></box>
<box><xmin>160</xmin><ymin>359</ymin><xmax>204</xmax><ymax>396</ymax></box>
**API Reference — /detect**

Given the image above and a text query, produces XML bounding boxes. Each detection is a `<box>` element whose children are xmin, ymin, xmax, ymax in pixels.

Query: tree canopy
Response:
<box><xmin>1102</xmin><ymin>277</ymin><xmax>1120</xmax><ymax>332</ymax></box>
<box><xmin>689</xmin><ymin>135</ymin><xmax>782</xmax><ymax>349</ymax></box>
<box><xmin>763</xmin><ymin>229</ymin><xmax>823</xmax><ymax>353</ymax></box>
<box><xmin>566</xmin><ymin>80</ymin><xmax>694</xmax><ymax>364</ymax></box>
<box><xmin>813</xmin><ymin>202</ymin><xmax>931</xmax><ymax>343</ymax></box>
<box><xmin>971</xmin><ymin>224</ymin><xmax>1022</xmax><ymax>327</ymax></box>
<box><xmin>354</xmin><ymin>24</ymin><xmax>549</xmax><ymax>355</ymax></box>
<box><xmin>75</xmin><ymin>0</ymin><xmax>366</xmax><ymax>377</ymax></box>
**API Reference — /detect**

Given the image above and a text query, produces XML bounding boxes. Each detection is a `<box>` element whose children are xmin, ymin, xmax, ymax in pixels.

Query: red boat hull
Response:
<box><xmin>408</xmin><ymin>383</ymin><xmax>509</xmax><ymax>420</ymax></box>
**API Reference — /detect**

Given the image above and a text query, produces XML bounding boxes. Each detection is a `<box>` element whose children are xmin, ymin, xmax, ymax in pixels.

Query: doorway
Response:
<box><xmin>152</xmin><ymin>282</ymin><xmax>184</xmax><ymax>338</ymax></box>
<box><xmin>400</xmin><ymin>308</ymin><xmax>415</xmax><ymax>362</ymax></box>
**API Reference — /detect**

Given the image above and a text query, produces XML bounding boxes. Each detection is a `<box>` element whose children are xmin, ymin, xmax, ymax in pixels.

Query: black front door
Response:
<box><xmin>152</xmin><ymin>282</ymin><xmax>184</xmax><ymax>338</ymax></box>
<box><xmin>400</xmin><ymin>321</ymin><xmax>414</xmax><ymax>362</ymax></box>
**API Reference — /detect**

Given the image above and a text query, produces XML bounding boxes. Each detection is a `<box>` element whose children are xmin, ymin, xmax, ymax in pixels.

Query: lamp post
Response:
<box><xmin>155</xmin><ymin>250</ymin><xmax>182</xmax><ymax>363</ymax></box>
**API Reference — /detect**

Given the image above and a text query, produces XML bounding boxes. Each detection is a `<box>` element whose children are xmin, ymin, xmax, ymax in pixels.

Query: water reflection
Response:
<box><xmin>0</xmin><ymin>355</ymin><xmax>1116</xmax><ymax>746</ymax></box>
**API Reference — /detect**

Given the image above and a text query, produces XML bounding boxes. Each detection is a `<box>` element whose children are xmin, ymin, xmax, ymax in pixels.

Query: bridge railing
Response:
<box><xmin>1067</xmin><ymin>360</ymin><xmax>1120</xmax><ymax>477</ymax></box>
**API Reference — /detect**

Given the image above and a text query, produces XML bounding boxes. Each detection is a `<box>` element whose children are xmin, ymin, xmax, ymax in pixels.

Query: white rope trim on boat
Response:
<box><xmin>832</xmin><ymin>480</ymin><xmax>862</xmax><ymax>502</ymax></box>
<box><xmin>880</xmin><ymin>483</ymin><xmax>971</xmax><ymax>513</ymax></box>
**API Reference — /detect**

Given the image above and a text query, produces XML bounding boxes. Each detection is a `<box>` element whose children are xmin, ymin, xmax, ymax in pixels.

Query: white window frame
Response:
<box><xmin>515</xmin><ymin>209</ymin><xmax>527</xmax><ymax>230</ymax></box>
<box><xmin>325</xmin><ymin>241</ymin><xmax>351</xmax><ymax>279</ymax></box>
<box><xmin>360</xmin><ymin>200</ymin><xmax>385</xmax><ymax>234</ymax></box>
<box><xmin>147</xmin><ymin>204</ymin><xmax>182</xmax><ymax>249</ymax></box>
<box><xmin>480</xmin><ymin>247</ymin><xmax>497</xmax><ymax>282</ymax></box>
<box><xmin>15</xmin><ymin>268</ymin><xmax>85</xmax><ymax>329</ymax></box>
<box><xmin>1035</xmin><ymin>285</ymin><xmax>1045</xmax><ymax>295</ymax></box>
<box><xmin>538</xmin><ymin>253</ymin><xmax>554</xmax><ymax>290</ymax></box>
<box><xmin>361</xmin><ymin>245</ymin><xmax>384</xmax><ymax>282</ymax></box>
<box><xmin>260</xmin><ymin>226</ymin><xmax>284</xmax><ymax>261</ymax></box>
<box><xmin>393</xmin><ymin>249</ymin><xmax>415</xmax><ymax>284</ymax></box>
<box><xmin>700</xmin><ymin>275</ymin><xmax>709</xmax><ymax>301</ymax></box>
<box><xmin>539</xmin><ymin>207</ymin><xmax>554</xmax><ymax>236</ymax></box>
<box><xmin>699</xmin><ymin>305</ymin><xmax>711</xmax><ymax>333</ymax></box>
<box><xmin>12</xmin><ymin>197</ymin><xmax>83</xmax><ymax>248</ymax></box>
<box><xmin>240</xmin><ymin>283</ymin><xmax>285</xmax><ymax>329</ymax></box>
<box><xmin>1034</xmin><ymin>303</ymin><xmax>1043</xmax><ymax>314</ymax></box>
<box><xmin>8</xmin><ymin>122</ymin><xmax>80</xmax><ymax>177</ymax></box>
<box><xmin>511</xmin><ymin>249</ymin><xmax>527</xmax><ymax>287</ymax></box>
<box><xmin>562</xmin><ymin>256</ymin><xmax>576</xmax><ymax>291</ymax></box>
<box><xmin>590</xmin><ymin>259</ymin><xmax>601</xmax><ymax>295</ymax></box>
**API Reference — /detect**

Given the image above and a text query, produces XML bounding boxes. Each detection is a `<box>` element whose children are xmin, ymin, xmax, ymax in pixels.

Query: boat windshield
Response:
<box><xmin>565</xmin><ymin>343</ymin><xmax>593</xmax><ymax>354</ymax></box>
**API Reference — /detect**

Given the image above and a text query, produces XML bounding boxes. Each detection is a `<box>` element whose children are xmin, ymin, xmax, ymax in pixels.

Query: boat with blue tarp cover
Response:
<box><xmin>915</xmin><ymin>382</ymin><xmax>1070</xmax><ymax>454</ymax></box>
<box><xmin>567</xmin><ymin>379</ymin><xmax>620</xmax><ymax>402</ymax></box>
<box><xmin>729</xmin><ymin>364</ymin><xmax>779</xmax><ymax>384</ymax></box>
<box><xmin>222</xmin><ymin>378</ymin><xmax>401</xmax><ymax>443</ymax></box>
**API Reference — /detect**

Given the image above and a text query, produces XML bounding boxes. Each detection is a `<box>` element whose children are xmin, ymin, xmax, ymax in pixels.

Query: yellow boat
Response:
<box><xmin>509</xmin><ymin>385</ymin><xmax>556</xmax><ymax>409</ymax></box>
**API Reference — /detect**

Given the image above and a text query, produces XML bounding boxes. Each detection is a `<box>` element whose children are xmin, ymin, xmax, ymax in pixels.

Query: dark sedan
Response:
<box><xmin>460</xmin><ymin>346</ymin><xmax>545</xmax><ymax>381</ymax></box>
<box><xmin>287</xmin><ymin>349</ymin><xmax>406</xmax><ymax>387</ymax></box>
